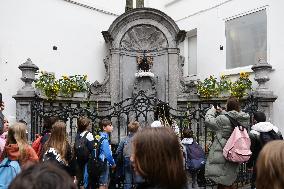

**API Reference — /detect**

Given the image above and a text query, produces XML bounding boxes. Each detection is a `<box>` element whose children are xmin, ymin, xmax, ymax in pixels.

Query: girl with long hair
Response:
<box><xmin>132</xmin><ymin>127</ymin><xmax>187</xmax><ymax>189</ymax></box>
<box><xmin>42</xmin><ymin>120</ymin><xmax>75</xmax><ymax>177</ymax></box>
<box><xmin>0</xmin><ymin>122</ymin><xmax>38</xmax><ymax>168</ymax></box>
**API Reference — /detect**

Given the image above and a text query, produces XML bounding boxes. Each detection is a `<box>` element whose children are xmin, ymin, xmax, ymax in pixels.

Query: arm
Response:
<box><xmin>205</xmin><ymin>106</ymin><xmax>220</xmax><ymax>131</ymax></box>
<box><xmin>101</xmin><ymin>139</ymin><xmax>115</xmax><ymax>166</ymax></box>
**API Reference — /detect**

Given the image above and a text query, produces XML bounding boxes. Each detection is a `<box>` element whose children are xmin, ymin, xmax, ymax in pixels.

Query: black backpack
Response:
<box><xmin>74</xmin><ymin>132</ymin><xmax>90</xmax><ymax>165</ymax></box>
<box><xmin>260</xmin><ymin>130</ymin><xmax>282</xmax><ymax>146</ymax></box>
<box><xmin>87</xmin><ymin>137</ymin><xmax>107</xmax><ymax>188</ymax></box>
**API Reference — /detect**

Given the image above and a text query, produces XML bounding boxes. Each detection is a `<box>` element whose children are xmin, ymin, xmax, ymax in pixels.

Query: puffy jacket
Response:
<box><xmin>248</xmin><ymin>122</ymin><xmax>283</xmax><ymax>167</ymax></box>
<box><xmin>205</xmin><ymin>107</ymin><xmax>249</xmax><ymax>186</ymax></box>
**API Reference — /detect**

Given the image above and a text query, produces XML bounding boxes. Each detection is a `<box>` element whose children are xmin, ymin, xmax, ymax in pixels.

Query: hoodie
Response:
<box><xmin>250</xmin><ymin>122</ymin><xmax>280</xmax><ymax>135</ymax></box>
<box><xmin>248</xmin><ymin>122</ymin><xmax>282</xmax><ymax>168</ymax></box>
<box><xmin>1</xmin><ymin>143</ymin><xmax>39</xmax><ymax>167</ymax></box>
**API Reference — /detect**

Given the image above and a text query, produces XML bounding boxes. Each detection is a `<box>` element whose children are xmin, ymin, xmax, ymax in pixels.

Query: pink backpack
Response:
<box><xmin>223</xmin><ymin>115</ymin><xmax>252</xmax><ymax>163</ymax></box>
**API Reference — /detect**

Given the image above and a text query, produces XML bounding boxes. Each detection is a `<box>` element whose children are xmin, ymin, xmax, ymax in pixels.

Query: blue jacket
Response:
<box><xmin>99</xmin><ymin>132</ymin><xmax>115</xmax><ymax>166</ymax></box>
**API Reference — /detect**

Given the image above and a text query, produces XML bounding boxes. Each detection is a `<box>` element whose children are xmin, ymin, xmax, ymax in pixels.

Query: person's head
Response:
<box><xmin>256</xmin><ymin>140</ymin><xmax>284</xmax><ymax>189</ymax></box>
<box><xmin>45</xmin><ymin>121</ymin><xmax>68</xmax><ymax>158</ymax></box>
<box><xmin>9</xmin><ymin>162</ymin><xmax>77</xmax><ymax>189</ymax></box>
<box><xmin>182</xmin><ymin>128</ymin><xmax>194</xmax><ymax>139</ymax></box>
<box><xmin>7</xmin><ymin>122</ymin><xmax>29</xmax><ymax>160</ymax></box>
<box><xmin>77</xmin><ymin>116</ymin><xmax>92</xmax><ymax>133</ymax></box>
<box><xmin>253</xmin><ymin>111</ymin><xmax>266</xmax><ymax>123</ymax></box>
<box><xmin>7</xmin><ymin>122</ymin><xmax>28</xmax><ymax>145</ymax></box>
<box><xmin>99</xmin><ymin>119</ymin><xmax>113</xmax><ymax>133</ymax></box>
<box><xmin>43</xmin><ymin>116</ymin><xmax>59</xmax><ymax>131</ymax></box>
<box><xmin>128</xmin><ymin>121</ymin><xmax>140</xmax><ymax>134</ymax></box>
<box><xmin>226</xmin><ymin>96</ymin><xmax>240</xmax><ymax>112</ymax></box>
<box><xmin>132</xmin><ymin>127</ymin><xmax>187</xmax><ymax>189</ymax></box>
<box><xmin>3</xmin><ymin>117</ymin><xmax>9</xmax><ymax>133</ymax></box>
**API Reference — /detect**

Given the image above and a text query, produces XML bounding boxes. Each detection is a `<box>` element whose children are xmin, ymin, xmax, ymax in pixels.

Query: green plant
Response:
<box><xmin>36</xmin><ymin>72</ymin><xmax>90</xmax><ymax>99</ymax></box>
<box><xmin>58</xmin><ymin>75</ymin><xmax>89</xmax><ymax>97</ymax></box>
<box><xmin>218</xmin><ymin>75</ymin><xmax>232</xmax><ymax>93</ymax></box>
<box><xmin>197</xmin><ymin>75</ymin><xmax>219</xmax><ymax>98</ymax></box>
<box><xmin>35</xmin><ymin>72</ymin><xmax>59</xmax><ymax>99</ymax></box>
<box><xmin>230</xmin><ymin>72</ymin><xmax>252</xmax><ymax>98</ymax></box>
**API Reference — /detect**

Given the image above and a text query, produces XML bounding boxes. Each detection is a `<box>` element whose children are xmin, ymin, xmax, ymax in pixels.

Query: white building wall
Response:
<box><xmin>1</xmin><ymin>0</ymin><xmax>284</xmax><ymax>133</ymax></box>
<box><xmin>158</xmin><ymin>0</ymin><xmax>284</xmax><ymax>132</ymax></box>
<box><xmin>0</xmin><ymin>0</ymin><xmax>124</xmax><ymax>122</ymax></box>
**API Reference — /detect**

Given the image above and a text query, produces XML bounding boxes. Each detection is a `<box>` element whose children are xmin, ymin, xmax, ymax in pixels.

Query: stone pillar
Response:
<box><xmin>251</xmin><ymin>59</ymin><xmax>277</xmax><ymax>122</ymax></box>
<box><xmin>13</xmin><ymin>58</ymin><xmax>39</xmax><ymax>141</ymax></box>
<box><xmin>168</xmin><ymin>48</ymin><xmax>179</xmax><ymax>109</ymax></box>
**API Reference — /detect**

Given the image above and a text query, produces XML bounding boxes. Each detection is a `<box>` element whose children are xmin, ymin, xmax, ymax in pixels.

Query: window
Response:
<box><xmin>226</xmin><ymin>9</ymin><xmax>267</xmax><ymax>69</ymax></box>
<box><xmin>184</xmin><ymin>29</ymin><xmax>197</xmax><ymax>76</ymax></box>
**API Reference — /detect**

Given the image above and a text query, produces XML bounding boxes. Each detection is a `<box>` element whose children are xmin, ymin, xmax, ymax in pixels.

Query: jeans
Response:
<box><xmin>124</xmin><ymin>157</ymin><xmax>133</xmax><ymax>189</ymax></box>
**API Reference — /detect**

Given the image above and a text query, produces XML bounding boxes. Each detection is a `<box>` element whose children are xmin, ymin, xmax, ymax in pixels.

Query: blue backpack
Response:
<box><xmin>184</xmin><ymin>142</ymin><xmax>206</xmax><ymax>173</ymax></box>
<box><xmin>0</xmin><ymin>158</ymin><xmax>21</xmax><ymax>189</ymax></box>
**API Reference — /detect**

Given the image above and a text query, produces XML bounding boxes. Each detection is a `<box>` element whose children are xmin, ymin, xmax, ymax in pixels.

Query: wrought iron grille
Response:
<box><xmin>30</xmin><ymin>91</ymin><xmax>258</xmax><ymax>187</ymax></box>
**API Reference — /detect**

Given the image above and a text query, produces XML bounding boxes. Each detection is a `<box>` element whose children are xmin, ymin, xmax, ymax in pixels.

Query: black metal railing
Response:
<box><xmin>30</xmin><ymin>91</ymin><xmax>258</xmax><ymax>188</ymax></box>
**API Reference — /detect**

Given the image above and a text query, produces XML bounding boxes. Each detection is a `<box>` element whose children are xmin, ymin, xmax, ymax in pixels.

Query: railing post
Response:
<box><xmin>251</xmin><ymin>59</ymin><xmax>277</xmax><ymax>122</ymax></box>
<box><xmin>13</xmin><ymin>58</ymin><xmax>39</xmax><ymax>142</ymax></box>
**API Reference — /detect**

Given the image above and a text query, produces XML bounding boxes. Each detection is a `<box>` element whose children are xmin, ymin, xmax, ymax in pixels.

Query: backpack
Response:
<box><xmin>32</xmin><ymin>136</ymin><xmax>43</xmax><ymax>157</ymax></box>
<box><xmin>74</xmin><ymin>132</ymin><xmax>90</xmax><ymax>164</ymax></box>
<box><xmin>87</xmin><ymin>137</ymin><xmax>107</xmax><ymax>188</ymax></box>
<box><xmin>184</xmin><ymin>141</ymin><xmax>206</xmax><ymax>173</ymax></box>
<box><xmin>223</xmin><ymin>114</ymin><xmax>252</xmax><ymax>163</ymax></box>
<box><xmin>0</xmin><ymin>158</ymin><xmax>21</xmax><ymax>189</ymax></box>
<box><xmin>260</xmin><ymin>130</ymin><xmax>282</xmax><ymax>146</ymax></box>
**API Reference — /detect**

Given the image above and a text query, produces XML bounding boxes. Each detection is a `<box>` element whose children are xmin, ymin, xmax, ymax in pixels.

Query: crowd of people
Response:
<box><xmin>0</xmin><ymin>96</ymin><xmax>284</xmax><ymax>189</ymax></box>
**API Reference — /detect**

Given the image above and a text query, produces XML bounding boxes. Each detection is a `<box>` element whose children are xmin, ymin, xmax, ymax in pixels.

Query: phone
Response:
<box><xmin>0</xmin><ymin>93</ymin><xmax>2</xmax><ymax>103</ymax></box>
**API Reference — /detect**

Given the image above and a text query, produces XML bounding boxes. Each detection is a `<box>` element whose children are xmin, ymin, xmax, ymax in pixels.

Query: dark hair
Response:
<box><xmin>77</xmin><ymin>117</ymin><xmax>91</xmax><ymax>133</ymax></box>
<box><xmin>18</xmin><ymin>120</ymin><xmax>27</xmax><ymax>125</ymax></box>
<box><xmin>256</xmin><ymin>140</ymin><xmax>284</xmax><ymax>189</ymax></box>
<box><xmin>253</xmin><ymin>111</ymin><xmax>266</xmax><ymax>123</ymax></box>
<box><xmin>128</xmin><ymin>121</ymin><xmax>140</xmax><ymax>133</ymax></box>
<box><xmin>9</xmin><ymin>162</ymin><xmax>76</xmax><ymax>189</ymax></box>
<box><xmin>133</xmin><ymin>127</ymin><xmax>187</xmax><ymax>189</ymax></box>
<box><xmin>182</xmin><ymin>128</ymin><xmax>193</xmax><ymax>138</ymax></box>
<box><xmin>226</xmin><ymin>96</ymin><xmax>240</xmax><ymax>112</ymax></box>
<box><xmin>99</xmin><ymin>119</ymin><xmax>112</xmax><ymax>131</ymax></box>
<box><xmin>43</xmin><ymin>116</ymin><xmax>59</xmax><ymax>131</ymax></box>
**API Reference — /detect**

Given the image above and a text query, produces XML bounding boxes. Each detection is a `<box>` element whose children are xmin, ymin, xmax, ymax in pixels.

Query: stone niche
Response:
<box><xmin>91</xmin><ymin>8</ymin><xmax>186</xmax><ymax>109</ymax></box>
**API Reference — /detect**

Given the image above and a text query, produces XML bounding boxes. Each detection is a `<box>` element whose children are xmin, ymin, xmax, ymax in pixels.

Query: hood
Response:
<box><xmin>181</xmin><ymin>138</ymin><xmax>194</xmax><ymax>145</ymax></box>
<box><xmin>5</xmin><ymin>144</ymin><xmax>20</xmax><ymax>160</ymax></box>
<box><xmin>250</xmin><ymin>122</ymin><xmax>279</xmax><ymax>135</ymax></box>
<box><xmin>226</xmin><ymin>110</ymin><xmax>250</xmax><ymax>121</ymax></box>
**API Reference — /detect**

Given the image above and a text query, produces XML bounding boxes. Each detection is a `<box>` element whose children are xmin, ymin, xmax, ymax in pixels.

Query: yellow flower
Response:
<box><xmin>95</xmin><ymin>135</ymin><xmax>101</xmax><ymax>140</ymax></box>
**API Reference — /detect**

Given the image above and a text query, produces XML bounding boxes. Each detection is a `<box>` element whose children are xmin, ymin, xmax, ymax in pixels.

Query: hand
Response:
<box><xmin>111</xmin><ymin>164</ymin><xmax>116</xmax><ymax>169</ymax></box>
<box><xmin>0</xmin><ymin>102</ymin><xmax>4</xmax><ymax>111</ymax></box>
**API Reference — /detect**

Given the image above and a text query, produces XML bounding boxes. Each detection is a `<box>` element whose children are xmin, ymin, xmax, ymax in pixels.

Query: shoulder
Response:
<box><xmin>86</xmin><ymin>132</ymin><xmax>94</xmax><ymax>141</ymax></box>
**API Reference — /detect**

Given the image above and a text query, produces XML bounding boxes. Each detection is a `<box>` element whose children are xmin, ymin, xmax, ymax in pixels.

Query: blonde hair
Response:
<box><xmin>7</xmin><ymin>122</ymin><xmax>29</xmax><ymax>160</ymax></box>
<box><xmin>44</xmin><ymin>121</ymin><xmax>69</xmax><ymax>161</ymax></box>
<box><xmin>256</xmin><ymin>140</ymin><xmax>284</xmax><ymax>189</ymax></box>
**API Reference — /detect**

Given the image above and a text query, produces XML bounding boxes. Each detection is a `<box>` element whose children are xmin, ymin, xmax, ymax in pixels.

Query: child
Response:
<box><xmin>181</xmin><ymin>128</ymin><xmax>205</xmax><ymax>188</ymax></box>
<box><xmin>42</xmin><ymin>121</ymin><xmax>75</xmax><ymax>178</ymax></box>
<box><xmin>132</xmin><ymin>127</ymin><xmax>187</xmax><ymax>189</ymax></box>
<box><xmin>0</xmin><ymin>122</ymin><xmax>38</xmax><ymax>168</ymax></box>
<box><xmin>116</xmin><ymin>121</ymin><xmax>140</xmax><ymax>189</ymax></box>
<box><xmin>98</xmin><ymin>119</ymin><xmax>116</xmax><ymax>189</ymax></box>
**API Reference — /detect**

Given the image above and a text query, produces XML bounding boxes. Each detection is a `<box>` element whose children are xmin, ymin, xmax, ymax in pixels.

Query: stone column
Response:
<box><xmin>13</xmin><ymin>58</ymin><xmax>39</xmax><ymax>141</ymax></box>
<box><xmin>251</xmin><ymin>59</ymin><xmax>277</xmax><ymax>122</ymax></box>
<box><xmin>168</xmin><ymin>48</ymin><xmax>179</xmax><ymax>109</ymax></box>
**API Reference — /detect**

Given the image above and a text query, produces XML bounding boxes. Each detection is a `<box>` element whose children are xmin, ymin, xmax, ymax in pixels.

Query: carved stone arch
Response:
<box><xmin>120</xmin><ymin>24</ymin><xmax>168</xmax><ymax>50</ymax></box>
<box><xmin>102</xmin><ymin>8</ymin><xmax>185</xmax><ymax>49</ymax></box>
